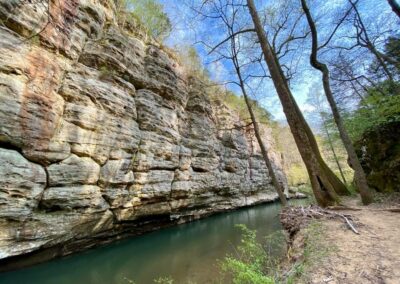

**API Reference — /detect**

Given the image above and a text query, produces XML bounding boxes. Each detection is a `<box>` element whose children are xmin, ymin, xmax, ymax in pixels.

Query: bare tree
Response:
<box><xmin>247</xmin><ymin>0</ymin><xmax>349</xmax><ymax>207</ymax></box>
<box><xmin>348</xmin><ymin>0</ymin><xmax>395</xmax><ymax>82</ymax></box>
<box><xmin>322</xmin><ymin>120</ymin><xmax>347</xmax><ymax>185</ymax></box>
<box><xmin>306</xmin><ymin>86</ymin><xmax>348</xmax><ymax>185</ymax></box>
<box><xmin>318</xmin><ymin>0</ymin><xmax>397</xmax><ymax>109</ymax></box>
<box><xmin>301</xmin><ymin>0</ymin><xmax>374</xmax><ymax>204</ymax></box>
<box><xmin>230</xmin><ymin>27</ymin><xmax>288</xmax><ymax>207</ymax></box>
<box><xmin>237</xmin><ymin>68</ymin><xmax>289</xmax><ymax>207</ymax></box>
<box><xmin>196</xmin><ymin>1</ymin><xmax>288</xmax><ymax>206</ymax></box>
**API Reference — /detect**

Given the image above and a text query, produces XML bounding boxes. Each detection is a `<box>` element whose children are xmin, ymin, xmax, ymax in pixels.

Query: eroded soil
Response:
<box><xmin>305</xmin><ymin>195</ymin><xmax>400</xmax><ymax>284</ymax></box>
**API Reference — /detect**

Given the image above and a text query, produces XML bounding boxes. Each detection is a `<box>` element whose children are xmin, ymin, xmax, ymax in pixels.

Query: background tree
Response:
<box><xmin>306</xmin><ymin>84</ymin><xmax>348</xmax><ymax>185</ymax></box>
<box><xmin>192</xmin><ymin>0</ymin><xmax>289</xmax><ymax>206</ymax></box>
<box><xmin>326</xmin><ymin>17</ymin><xmax>399</xmax><ymax>143</ymax></box>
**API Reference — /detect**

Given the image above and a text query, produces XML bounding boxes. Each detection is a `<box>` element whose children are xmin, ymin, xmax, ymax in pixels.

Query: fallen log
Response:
<box><xmin>327</xmin><ymin>206</ymin><xmax>362</xmax><ymax>211</ymax></box>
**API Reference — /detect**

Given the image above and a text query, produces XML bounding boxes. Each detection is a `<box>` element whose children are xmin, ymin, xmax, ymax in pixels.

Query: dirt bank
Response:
<box><xmin>282</xmin><ymin>194</ymin><xmax>400</xmax><ymax>284</ymax></box>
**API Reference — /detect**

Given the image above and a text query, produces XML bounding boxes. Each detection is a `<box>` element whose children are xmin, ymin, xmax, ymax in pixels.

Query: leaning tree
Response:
<box><xmin>245</xmin><ymin>0</ymin><xmax>350</xmax><ymax>206</ymax></box>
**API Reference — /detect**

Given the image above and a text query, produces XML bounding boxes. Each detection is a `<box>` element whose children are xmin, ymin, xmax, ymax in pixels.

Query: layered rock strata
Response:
<box><xmin>0</xmin><ymin>0</ymin><xmax>288</xmax><ymax>269</ymax></box>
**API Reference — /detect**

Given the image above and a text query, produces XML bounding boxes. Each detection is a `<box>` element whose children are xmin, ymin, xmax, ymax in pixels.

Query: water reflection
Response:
<box><xmin>0</xmin><ymin>200</ymin><xmax>307</xmax><ymax>284</ymax></box>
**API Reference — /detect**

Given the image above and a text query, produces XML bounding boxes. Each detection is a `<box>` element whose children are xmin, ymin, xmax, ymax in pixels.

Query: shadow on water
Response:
<box><xmin>0</xmin><ymin>199</ymin><xmax>308</xmax><ymax>284</ymax></box>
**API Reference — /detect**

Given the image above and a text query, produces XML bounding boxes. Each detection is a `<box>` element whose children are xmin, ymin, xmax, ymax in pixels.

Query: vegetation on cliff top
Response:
<box><xmin>115</xmin><ymin>0</ymin><xmax>172</xmax><ymax>40</ymax></box>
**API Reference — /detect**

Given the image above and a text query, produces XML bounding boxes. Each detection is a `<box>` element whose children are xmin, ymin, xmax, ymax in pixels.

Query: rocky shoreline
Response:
<box><xmin>0</xmin><ymin>194</ymin><xmax>312</xmax><ymax>272</ymax></box>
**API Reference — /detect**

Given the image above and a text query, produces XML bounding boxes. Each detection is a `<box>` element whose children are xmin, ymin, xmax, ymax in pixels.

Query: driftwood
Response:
<box><xmin>280</xmin><ymin>205</ymin><xmax>360</xmax><ymax>236</ymax></box>
<box><xmin>342</xmin><ymin>215</ymin><xmax>359</xmax><ymax>234</ymax></box>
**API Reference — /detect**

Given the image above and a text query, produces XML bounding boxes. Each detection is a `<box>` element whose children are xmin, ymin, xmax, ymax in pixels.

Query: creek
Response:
<box><xmin>0</xmin><ymin>199</ymin><xmax>307</xmax><ymax>284</ymax></box>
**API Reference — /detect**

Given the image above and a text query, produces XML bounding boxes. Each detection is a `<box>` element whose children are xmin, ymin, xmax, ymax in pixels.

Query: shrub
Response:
<box><xmin>115</xmin><ymin>0</ymin><xmax>172</xmax><ymax>41</ymax></box>
<box><xmin>345</xmin><ymin>81</ymin><xmax>400</xmax><ymax>142</ymax></box>
<box><xmin>220</xmin><ymin>225</ymin><xmax>277</xmax><ymax>284</ymax></box>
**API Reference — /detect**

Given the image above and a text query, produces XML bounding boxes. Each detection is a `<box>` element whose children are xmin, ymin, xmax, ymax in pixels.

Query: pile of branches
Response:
<box><xmin>280</xmin><ymin>205</ymin><xmax>359</xmax><ymax>239</ymax></box>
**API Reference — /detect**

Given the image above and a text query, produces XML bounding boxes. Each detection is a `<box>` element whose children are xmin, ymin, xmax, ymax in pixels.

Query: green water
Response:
<box><xmin>0</xmin><ymin>200</ymin><xmax>307</xmax><ymax>284</ymax></box>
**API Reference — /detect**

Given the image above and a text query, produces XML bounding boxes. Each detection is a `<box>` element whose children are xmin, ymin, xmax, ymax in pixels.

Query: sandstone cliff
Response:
<box><xmin>0</xmin><ymin>0</ymin><xmax>287</xmax><ymax>268</ymax></box>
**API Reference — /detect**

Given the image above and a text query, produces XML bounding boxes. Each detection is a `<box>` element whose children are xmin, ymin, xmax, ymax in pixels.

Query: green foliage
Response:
<box><xmin>220</xmin><ymin>225</ymin><xmax>277</xmax><ymax>284</ymax></box>
<box><xmin>30</xmin><ymin>35</ymin><xmax>40</xmax><ymax>46</ymax></box>
<box><xmin>287</xmin><ymin>164</ymin><xmax>309</xmax><ymax>187</ymax></box>
<box><xmin>116</xmin><ymin>0</ymin><xmax>172</xmax><ymax>40</ymax></box>
<box><xmin>99</xmin><ymin>65</ymin><xmax>117</xmax><ymax>80</ymax></box>
<box><xmin>371</xmin><ymin>35</ymin><xmax>400</xmax><ymax>77</ymax></box>
<box><xmin>346</xmin><ymin>36</ymin><xmax>400</xmax><ymax>142</ymax></box>
<box><xmin>218</xmin><ymin>222</ymin><xmax>334</xmax><ymax>284</ymax></box>
<box><xmin>345</xmin><ymin>81</ymin><xmax>400</xmax><ymax>142</ymax></box>
<box><xmin>385</xmin><ymin>36</ymin><xmax>400</xmax><ymax>72</ymax></box>
<box><xmin>272</xmin><ymin>124</ymin><xmax>309</xmax><ymax>187</ymax></box>
<box><xmin>295</xmin><ymin>184</ymin><xmax>313</xmax><ymax>196</ymax></box>
<box><xmin>221</xmin><ymin>259</ymin><xmax>275</xmax><ymax>284</ymax></box>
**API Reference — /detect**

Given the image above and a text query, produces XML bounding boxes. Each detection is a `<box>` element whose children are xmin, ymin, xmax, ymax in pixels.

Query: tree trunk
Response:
<box><xmin>246</xmin><ymin>0</ymin><xmax>349</xmax><ymax>207</ymax></box>
<box><xmin>273</xmin><ymin>52</ymin><xmax>350</xmax><ymax>197</ymax></box>
<box><xmin>323</xmin><ymin>121</ymin><xmax>347</xmax><ymax>185</ymax></box>
<box><xmin>388</xmin><ymin>0</ymin><xmax>400</xmax><ymax>19</ymax></box>
<box><xmin>229</xmin><ymin>29</ymin><xmax>288</xmax><ymax>207</ymax></box>
<box><xmin>301</xmin><ymin>0</ymin><xmax>374</xmax><ymax>204</ymax></box>
<box><xmin>241</xmin><ymin>78</ymin><xmax>288</xmax><ymax>207</ymax></box>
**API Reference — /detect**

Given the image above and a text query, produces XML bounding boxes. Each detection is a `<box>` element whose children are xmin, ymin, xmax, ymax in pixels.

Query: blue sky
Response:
<box><xmin>157</xmin><ymin>0</ymin><xmax>397</xmax><ymax>121</ymax></box>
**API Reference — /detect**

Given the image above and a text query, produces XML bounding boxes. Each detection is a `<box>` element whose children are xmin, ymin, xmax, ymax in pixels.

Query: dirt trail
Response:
<box><xmin>308</xmin><ymin>197</ymin><xmax>400</xmax><ymax>284</ymax></box>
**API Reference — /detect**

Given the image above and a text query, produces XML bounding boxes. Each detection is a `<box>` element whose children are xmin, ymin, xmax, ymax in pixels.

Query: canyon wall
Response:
<box><xmin>0</xmin><ymin>0</ymin><xmax>288</xmax><ymax>267</ymax></box>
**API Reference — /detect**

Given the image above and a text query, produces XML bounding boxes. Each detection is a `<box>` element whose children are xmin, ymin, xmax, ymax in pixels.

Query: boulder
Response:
<box><xmin>41</xmin><ymin>185</ymin><xmax>109</xmax><ymax>212</ymax></box>
<box><xmin>47</xmin><ymin>155</ymin><xmax>100</xmax><ymax>186</ymax></box>
<box><xmin>0</xmin><ymin>149</ymin><xmax>46</xmax><ymax>218</ymax></box>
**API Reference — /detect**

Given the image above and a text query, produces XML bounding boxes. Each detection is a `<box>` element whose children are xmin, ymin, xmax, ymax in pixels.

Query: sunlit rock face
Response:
<box><xmin>0</xmin><ymin>0</ymin><xmax>288</xmax><ymax>267</ymax></box>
